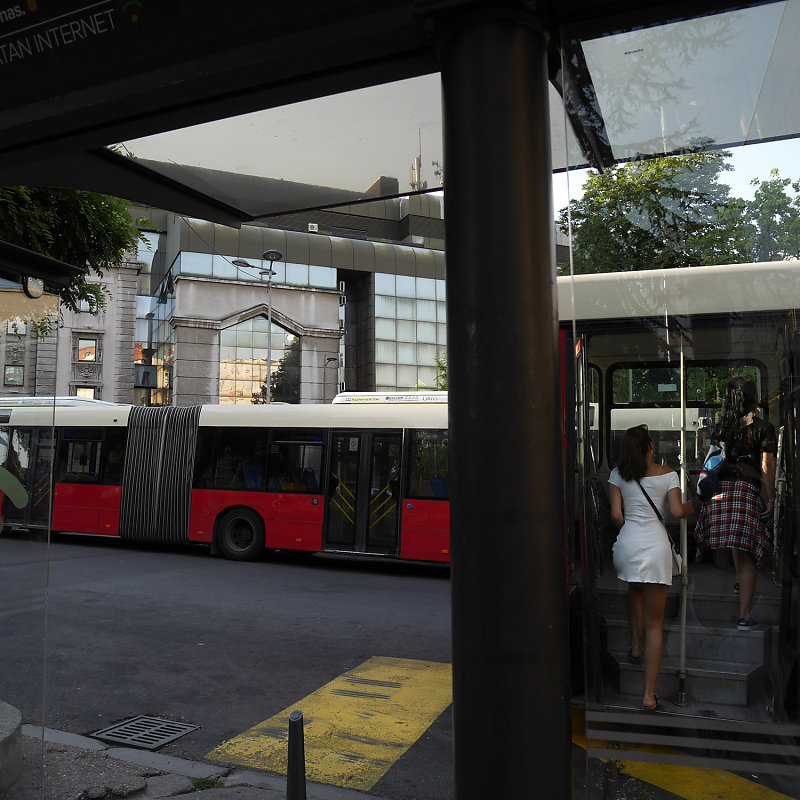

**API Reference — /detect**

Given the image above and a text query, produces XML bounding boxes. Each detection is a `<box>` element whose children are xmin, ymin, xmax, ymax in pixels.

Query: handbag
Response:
<box><xmin>636</xmin><ymin>480</ymin><xmax>683</xmax><ymax>576</ymax></box>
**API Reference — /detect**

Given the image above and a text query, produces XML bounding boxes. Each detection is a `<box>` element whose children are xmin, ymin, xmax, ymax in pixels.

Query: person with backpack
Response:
<box><xmin>609</xmin><ymin>424</ymin><xmax>694</xmax><ymax>711</ymax></box>
<box><xmin>693</xmin><ymin>378</ymin><xmax>776</xmax><ymax>631</ymax></box>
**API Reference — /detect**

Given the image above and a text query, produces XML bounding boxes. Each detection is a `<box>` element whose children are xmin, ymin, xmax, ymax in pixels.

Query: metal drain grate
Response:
<box><xmin>92</xmin><ymin>716</ymin><xmax>199</xmax><ymax>750</ymax></box>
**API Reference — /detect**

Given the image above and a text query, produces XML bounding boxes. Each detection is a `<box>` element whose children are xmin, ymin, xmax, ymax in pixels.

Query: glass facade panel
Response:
<box><xmin>417</xmin><ymin>277</ymin><xmax>436</xmax><ymax>300</ymax></box>
<box><xmin>397</xmin><ymin>343</ymin><xmax>415</xmax><ymax>364</ymax></box>
<box><xmin>286</xmin><ymin>263</ymin><xmax>309</xmax><ymax>286</ymax></box>
<box><xmin>375</xmin><ymin>273</ymin><xmax>395</xmax><ymax>294</ymax></box>
<box><xmin>396</xmin><ymin>275</ymin><xmax>416</xmax><ymax>297</ymax></box>
<box><xmin>309</xmin><ymin>265</ymin><xmax>337</xmax><ymax>288</ymax></box>
<box><xmin>396</xmin><ymin>365</ymin><xmax>418</xmax><ymax>388</ymax></box>
<box><xmin>375</xmin><ymin>295</ymin><xmax>396</xmax><ymax>317</ymax></box>
<box><xmin>212</xmin><ymin>254</ymin><xmax>238</xmax><ymax>279</ymax></box>
<box><xmin>417</xmin><ymin>299</ymin><xmax>437</xmax><ymax>322</ymax></box>
<box><xmin>396</xmin><ymin>320</ymin><xmax>415</xmax><ymax>342</ymax></box>
<box><xmin>397</xmin><ymin>297</ymin><xmax>416</xmax><ymax>320</ymax></box>
<box><xmin>435</xmin><ymin>279</ymin><xmax>446</xmax><ymax>301</ymax></box>
<box><xmin>376</xmin><ymin>363</ymin><xmax>396</xmax><ymax>385</ymax></box>
<box><xmin>418</xmin><ymin>365</ymin><xmax>437</xmax><ymax>388</ymax></box>
<box><xmin>376</xmin><ymin>341</ymin><xmax>397</xmax><ymax>362</ymax></box>
<box><xmin>417</xmin><ymin>343</ymin><xmax>438</xmax><ymax>365</ymax></box>
<box><xmin>179</xmin><ymin>251</ymin><xmax>213</xmax><ymax>276</ymax></box>
<box><xmin>417</xmin><ymin>322</ymin><xmax>437</xmax><ymax>343</ymax></box>
<box><xmin>375</xmin><ymin>319</ymin><xmax>396</xmax><ymax>339</ymax></box>
<box><xmin>219</xmin><ymin>315</ymin><xmax>300</xmax><ymax>405</ymax></box>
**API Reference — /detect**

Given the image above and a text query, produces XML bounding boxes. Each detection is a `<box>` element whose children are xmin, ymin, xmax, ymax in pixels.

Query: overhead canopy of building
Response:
<box><xmin>0</xmin><ymin>1</ymin><xmax>798</xmax><ymax>225</ymax></box>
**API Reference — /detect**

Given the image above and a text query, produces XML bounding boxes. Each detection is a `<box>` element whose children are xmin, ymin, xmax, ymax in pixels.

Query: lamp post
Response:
<box><xmin>261</xmin><ymin>250</ymin><xmax>283</xmax><ymax>404</ymax></box>
<box><xmin>232</xmin><ymin>250</ymin><xmax>283</xmax><ymax>404</ymax></box>
<box><xmin>322</xmin><ymin>356</ymin><xmax>337</xmax><ymax>403</ymax></box>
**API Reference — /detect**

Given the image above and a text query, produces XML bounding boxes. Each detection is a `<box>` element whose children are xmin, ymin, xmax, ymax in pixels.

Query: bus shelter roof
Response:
<box><xmin>0</xmin><ymin>1</ymin><xmax>797</xmax><ymax>224</ymax></box>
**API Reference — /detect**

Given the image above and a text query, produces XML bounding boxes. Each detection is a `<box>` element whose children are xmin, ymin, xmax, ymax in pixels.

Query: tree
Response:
<box><xmin>0</xmin><ymin>186</ymin><xmax>144</xmax><ymax>313</ymax></box>
<box><xmin>558</xmin><ymin>148</ymin><xmax>751</xmax><ymax>274</ymax></box>
<box><xmin>742</xmin><ymin>169</ymin><xmax>800</xmax><ymax>261</ymax></box>
<box><xmin>434</xmin><ymin>351</ymin><xmax>447</xmax><ymax>391</ymax></box>
<box><xmin>252</xmin><ymin>336</ymin><xmax>301</xmax><ymax>404</ymax></box>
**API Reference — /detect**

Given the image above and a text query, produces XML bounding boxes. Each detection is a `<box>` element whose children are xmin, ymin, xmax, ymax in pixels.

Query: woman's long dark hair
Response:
<box><xmin>714</xmin><ymin>378</ymin><xmax>757</xmax><ymax>444</ymax></box>
<box><xmin>617</xmin><ymin>425</ymin><xmax>651</xmax><ymax>482</ymax></box>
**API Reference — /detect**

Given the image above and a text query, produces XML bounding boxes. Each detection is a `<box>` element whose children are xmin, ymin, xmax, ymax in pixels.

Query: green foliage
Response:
<box><xmin>558</xmin><ymin>149</ymin><xmax>800</xmax><ymax>274</ymax></box>
<box><xmin>0</xmin><ymin>186</ymin><xmax>143</xmax><ymax>314</ymax></box>
<box><xmin>434</xmin><ymin>351</ymin><xmax>447</xmax><ymax>390</ymax></box>
<box><xmin>743</xmin><ymin>169</ymin><xmax>800</xmax><ymax>261</ymax></box>
<box><xmin>252</xmin><ymin>336</ymin><xmax>301</xmax><ymax>404</ymax></box>
<box><xmin>559</xmin><ymin>149</ymin><xmax>745</xmax><ymax>274</ymax></box>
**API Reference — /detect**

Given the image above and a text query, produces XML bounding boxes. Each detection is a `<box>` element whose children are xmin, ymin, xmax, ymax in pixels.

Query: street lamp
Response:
<box><xmin>322</xmin><ymin>356</ymin><xmax>337</xmax><ymax>403</ymax></box>
<box><xmin>260</xmin><ymin>250</ymin><xmax>283</xmax><ymax>404</ymax></box>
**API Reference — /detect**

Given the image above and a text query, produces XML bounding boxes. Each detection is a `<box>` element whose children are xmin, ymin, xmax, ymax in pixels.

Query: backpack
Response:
<box><xmin>696</xmin><ymin>443</ymin><xmax>727</xmax><ymax>501</ymax></box>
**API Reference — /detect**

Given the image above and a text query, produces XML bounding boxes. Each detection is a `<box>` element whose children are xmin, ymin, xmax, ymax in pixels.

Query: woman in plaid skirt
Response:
<box><xmin>693</xmin><ymin>379</ymin><xmax>776</xmax><ymax>631</ymax></box>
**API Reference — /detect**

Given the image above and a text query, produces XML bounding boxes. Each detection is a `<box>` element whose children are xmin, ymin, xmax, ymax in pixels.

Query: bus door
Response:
<box><xmin>323</xmin><ymin>430</ymin><xmax>402</xmax><ymax>556</ymax></box>
<box><xmin>3</xmin><ymin>427</ymin><xmax>54</xmax><ymax>529</ymax></box>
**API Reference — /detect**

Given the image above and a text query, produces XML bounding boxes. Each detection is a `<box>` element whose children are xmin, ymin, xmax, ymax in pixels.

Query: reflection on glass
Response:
<box><xmin>219</xmin><ymin>316</ymin><xmax>299</xmax><ymax>404</ymax></box>
<box><xmin>562</xmin><ymin>6</ymin><xmax>800</xmax><ymax>783</ymax></box>
<box><xmin>77</xmin><ymin>338</ymin><xmax>96</xmax><ymax>362</ymax></box>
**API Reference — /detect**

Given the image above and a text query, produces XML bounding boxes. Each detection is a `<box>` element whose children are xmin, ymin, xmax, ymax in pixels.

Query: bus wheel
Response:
<box><xmin>216</xmin><ymin>508</ymin><xmax>266</xmax><ymax>561</ymax></box>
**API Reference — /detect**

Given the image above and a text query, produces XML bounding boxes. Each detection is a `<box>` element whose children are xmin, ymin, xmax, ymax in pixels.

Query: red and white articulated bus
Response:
<box><xmin>0</xmin><ymin>398</ymin><xmax>449</xmax><ymax>562</ymax></box>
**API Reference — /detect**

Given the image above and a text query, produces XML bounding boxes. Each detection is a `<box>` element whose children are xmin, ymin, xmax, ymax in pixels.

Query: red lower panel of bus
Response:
<box><xmin>400</xmin><ymin>499</ymin><xmax>450</xmax><ymax>562</ymax></box>
<box><xmin>52</xmin><ymin>484</ymin><xmax>122</xmax><ymax>536</ymax></box>
<box><xmin>189</xmin><ymin>489</ymin><xmax>324</xmax><ymax>552</ymax></box>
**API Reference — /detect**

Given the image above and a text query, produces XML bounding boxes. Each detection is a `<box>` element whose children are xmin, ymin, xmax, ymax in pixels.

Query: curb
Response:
<box><xmin>19</xmin><ymin>724</ymin><xmax>384</xmax><ymax>800</ymax></box>
<box><xmin>0</xmin><ymin>702</ymin><xmax>22</xmax><ymax>796</ymax></box>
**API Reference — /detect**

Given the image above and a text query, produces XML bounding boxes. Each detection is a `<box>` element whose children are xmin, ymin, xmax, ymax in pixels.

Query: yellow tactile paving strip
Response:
<box><xmin>572</xmin><ymin>709</ymin><xmax>797</xmax><ymax>800</ymax></box>
<box><xmin>205</xmin><ymin>656</ymin><xmax>452</xmax><ymax>791</ymax></box>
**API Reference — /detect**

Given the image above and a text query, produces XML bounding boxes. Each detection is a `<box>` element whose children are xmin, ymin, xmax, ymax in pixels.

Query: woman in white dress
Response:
<box><xmin>609</xmin><ymin>425</ymin><xmax>694</xmax><ymax>711</ymax></box>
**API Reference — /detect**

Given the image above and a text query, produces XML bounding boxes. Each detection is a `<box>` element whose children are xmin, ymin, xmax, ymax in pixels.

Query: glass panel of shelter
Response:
<box><xmin>0</xmin><ymin>296</ymin><xmax>58</xmax><ymax>793</ymax></box>
<box><xmin>561</xmin><ymin>7</ymin><xmax>800</xmax><ymax>794</ymax></box>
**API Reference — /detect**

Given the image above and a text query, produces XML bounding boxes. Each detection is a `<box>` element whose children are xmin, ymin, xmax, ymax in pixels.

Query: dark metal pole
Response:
<box><xmin>286</xmin><ymin>710</ymin><xmax>306</xmax><ymax>800</ymax></box>
<box><xmin>439</xmin><ymin>9</ymin><xmax>572</xmax><ymax>799</ymax></box>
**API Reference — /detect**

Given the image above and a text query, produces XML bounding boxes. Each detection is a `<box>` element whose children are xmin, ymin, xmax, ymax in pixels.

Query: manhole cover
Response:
<box><xmin>92</xmin><ymin>716</ymin><xmax>199</xmax><ymax>750</ymax></box>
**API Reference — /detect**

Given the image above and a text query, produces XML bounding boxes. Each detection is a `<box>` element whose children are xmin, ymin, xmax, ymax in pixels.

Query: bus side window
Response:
<box><xmin>266</xmin><ymin>430</ymin><xmax>324</xmax><ymax>493</ymax></box>
<box><xmin>193</xmin><ymin>428</ymin><xmax>218</xmax><ymax>489</ymax></box>
<box><xmin>57</xmin><ymin>427</ymin><xmax>103</xmax><ymax>484</ymax></box>
<box><xmin>212</xmin><ymin>427</ymin><xmax>268</xmax><ymax>491</ymax></box>
<box><xmin>406</xmin><ymin>429</ymin><xmax>449</xmax><ymax>500</ymax></box>
<box><xmin>101</xmin><ymin>427</ymin><xmax>127</xmax><ymax>485</ymax></box>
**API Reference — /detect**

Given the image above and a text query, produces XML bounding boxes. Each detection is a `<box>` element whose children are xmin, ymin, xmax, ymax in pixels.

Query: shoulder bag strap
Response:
<box><xmin>636</xmin><ymin>479</ymin><xmax>678</xmax><ymax>549</ymax></box>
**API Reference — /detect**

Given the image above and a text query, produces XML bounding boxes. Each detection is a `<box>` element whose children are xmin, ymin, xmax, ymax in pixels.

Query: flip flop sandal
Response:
<box><xmin>642</xmin><ymin>695</ymin><xmax>662</xmax><ymax>711</ymax></box>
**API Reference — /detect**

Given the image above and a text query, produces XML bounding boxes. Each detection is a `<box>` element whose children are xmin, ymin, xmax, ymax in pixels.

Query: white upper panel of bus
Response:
<box><xmin>4</xmin><ymin>403</ymin><xmax>448</xmax><ymax>430</ymax></box>
<box><xmin>557</xmin><ymin>260</ymin><xmax>800</xmax><ymax>320</ymax></box>
<box><xmin>199</xmin><ymin>403</ymin><xmax>447</xmax><ymax>429</ymax></box>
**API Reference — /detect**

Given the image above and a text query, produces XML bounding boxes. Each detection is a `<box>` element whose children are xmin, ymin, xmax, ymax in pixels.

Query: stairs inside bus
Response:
<box><xmin>596</xmin><ymin>561</ymin><xmax>783</xmax><ymax>719</ymax></box>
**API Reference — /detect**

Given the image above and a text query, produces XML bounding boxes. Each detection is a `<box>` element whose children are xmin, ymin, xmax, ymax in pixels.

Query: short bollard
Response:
<box><xmin>286</xmin><ymin>709</ymin><xmax>307</xmax><ymax>800</ymax></box>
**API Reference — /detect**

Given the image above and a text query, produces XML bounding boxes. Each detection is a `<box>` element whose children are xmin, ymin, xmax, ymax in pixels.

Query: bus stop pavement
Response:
<box><xmin>9</xmin><ymin>725</ymin><xmax>384</xmax><ymax>800</ymax></box>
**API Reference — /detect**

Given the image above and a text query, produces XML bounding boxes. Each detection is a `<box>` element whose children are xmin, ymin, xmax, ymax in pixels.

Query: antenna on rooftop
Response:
<box><xmin>409</xmin><ymin>129</ymin><xmax>428</xmax><ymax>191</ymax></box>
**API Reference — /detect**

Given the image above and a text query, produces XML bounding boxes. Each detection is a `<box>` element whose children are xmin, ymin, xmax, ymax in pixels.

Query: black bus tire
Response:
<box><xmin>216</xmin><ymin>508</ymin><xmax>266</xmax><ymax>561</ymax></box>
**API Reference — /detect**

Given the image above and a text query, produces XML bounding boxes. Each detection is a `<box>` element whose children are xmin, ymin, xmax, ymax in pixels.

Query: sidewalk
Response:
<box><xmin>8</xmin><ymin>725</ymin><xmax>384</xmax><ymax>800</ymax></box>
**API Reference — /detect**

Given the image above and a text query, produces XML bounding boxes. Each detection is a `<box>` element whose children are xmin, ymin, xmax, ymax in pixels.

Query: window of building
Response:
<box><xmin>4</xmin><ymin>366</ymin><xmax>23</xmax><ymax>386</ymax></box>
<box><xmin>77</xmin><ymin>338</ymin><xmax>98</xmax><ymax>362</ymax></box>
<box><xmin>6</xmin><ymin>319</ymin><xmax>26</xmax><ymax>335</ymax></box>
<box><xmin>75</xmin><ymin>387</ymin><xmax>96</xmax><ymax>400</ymax></box>
<box><xmin>219</xmin><ymin>315</ymin><xmax>300</xmax><ymax>405</ymax></box>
